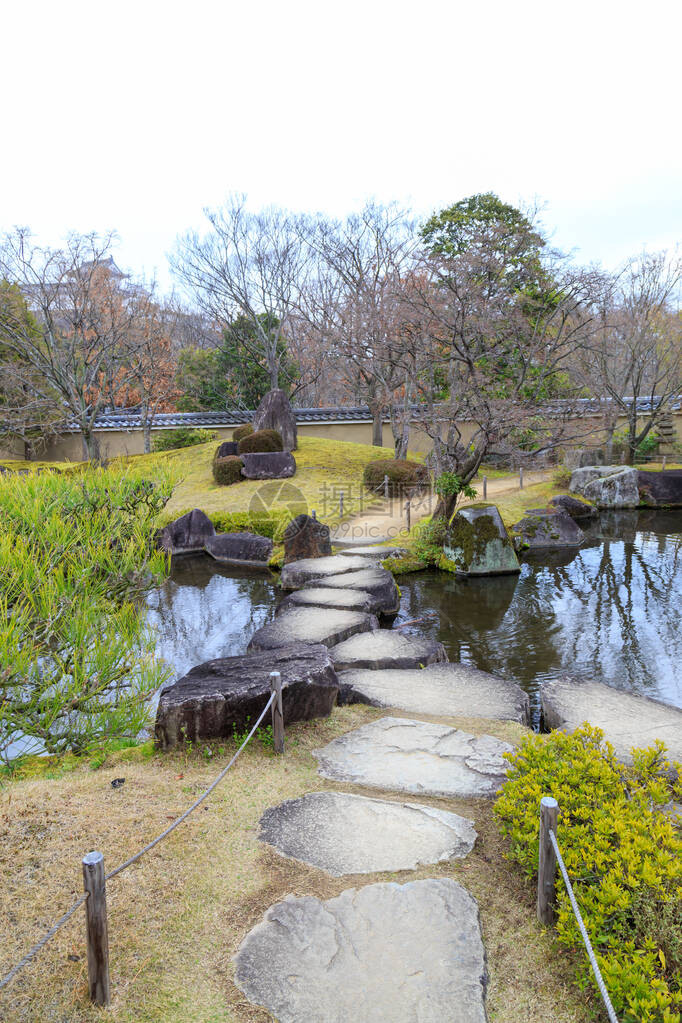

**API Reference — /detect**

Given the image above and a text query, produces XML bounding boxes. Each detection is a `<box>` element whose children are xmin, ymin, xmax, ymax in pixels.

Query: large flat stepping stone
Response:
<box><xmin>541</xmin><ymin>679</ymin><xmax>682</xmax><ymax>763</ymax></box>
<box><xmin>336</xmin><ymin>545</ymin><xmax>406</xmax><ymax>559</ymax></box>
<box><xmin>277</xmin><ymin>586</ymin><xmax>384</xmax><ymax>616</ymax></box>
<box><xmin>234</xmin><ymin>878</ymin><xmax>488</xmax><ymax>1023</ymax></box>
<box><xmin>248</xmin><ymin>607</ymin><xmax>378</xmax><ymax>652</ymax></box>
<box><xmin>338</xmin><ymin>662</ymin><xmax>530</xmax><ymax>724</ymax></box>
<box><xmin>281</xmin><ymin>554</ymin><xmax>373</xmax><ymax>589</ymax></box>
<box><xmin>328</xmin><ymin>630</ymin><xmax>447</xmax><ymax>670</ymax></box>
<box><xmin>154</xmin><ymin>644</ymin><xmax>337</xmax><ymax>750</ymax></box>
<box><xmin>259</xmin><ymin>791</ymin><xmax>476</xmax><ymax>875</ymax></box>
<box><xmin>314</xmin><ymin>716</ymin><xmax>513</xmax><ymax>797</ymax></box>
<box><xmin>306</xmin><ymin>566</ymin><xmax>400</xmax><ymax>615</ymax></box>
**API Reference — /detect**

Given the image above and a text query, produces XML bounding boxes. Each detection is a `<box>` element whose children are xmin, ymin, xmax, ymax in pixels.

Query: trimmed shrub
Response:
<box><xmin>212</xmin><ymin>455</ymin><xmax>244</xmax><ymax>486</ymax></box>
<box><xmin>363</xmin><ymin>458</ymin><xmax>430</xmax><ymax>495</ymax></box>
<box><xmin>152</xmin><ymin>427</ymin><xmax>217</xmax><ymax>452</ymax></box>
<box><xmin>494</xmin><ymin>725</ymin><xmax>682</xmax><ymax>1022</ymax></box>
<box><xmin>233</xmin><ymin>423</ymin><xmax>254</xmax><ymax>442</ymax></box>
<box><xmin>237</xmin><ymin>429</ymin><xmax>283</xmax><ymax>454</ymax></box>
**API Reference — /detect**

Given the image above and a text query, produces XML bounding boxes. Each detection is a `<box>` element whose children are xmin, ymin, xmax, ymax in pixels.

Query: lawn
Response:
<box><xmin>0</xmin><ymin>708</ymin><xmax>593</xmax><ymax>1023</ymax></box>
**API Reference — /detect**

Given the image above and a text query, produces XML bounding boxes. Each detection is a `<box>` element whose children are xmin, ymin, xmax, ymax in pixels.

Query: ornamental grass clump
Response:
<box><xmin>0</xmin><ymin>466</ymin><xmax>176</xmax><ymax>765</ymax></box>
<box><xmin>494</xmin><ymin>725</ymin><xmax>682</xmax><ymax>1023</ymax></box>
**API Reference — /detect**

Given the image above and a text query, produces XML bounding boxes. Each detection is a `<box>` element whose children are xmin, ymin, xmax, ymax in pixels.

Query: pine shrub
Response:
<box><xmin>212</xmin><ymin>455</ymin><xmax>244</xmax><ymax>485</ymax></box>
<box><xmin>237</xmin><ymin>429</ymin><xmax>283</xmax><ymax>453</ymax></box>
<box><xmin>233</xmin><ymin>423</ymin><xmax>254</xmax><ymax>442</ymax></box>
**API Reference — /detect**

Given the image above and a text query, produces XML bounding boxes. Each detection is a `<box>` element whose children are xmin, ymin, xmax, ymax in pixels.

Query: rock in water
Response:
<box><xmin>582</xmin><ymin>467</ymin><xmax>640</xmax><ymax>508</ymax></box>
<box><xmin>328</xmin><ymin>630</ymin><xmax>448</xmax><ymax>670</ymax></box>
<box><xmin>443</xmin><ymin>504</ymin><xmax>520</xmax><ymax>575</ymax></box>
<box><xmin>154</xmin><ymin>643</ymin><xmax>338</xmax><ymax>749</ymax></box>
<box><xmin>283</xmin><ymin>514</ymin><xmax>332</xmax><ymax>564</ymax></box>
<box><xmin>569</xmin><ymin>465</ymin><xmax>625</xmax><ymax>493</ymax></box>
<box><xmin>259</xmin><ymin>792</ymin><xmax>477</xmax><ymax>875</ymax></box>
<box><xmin>337</xmin><ymin>662</ymin><xmax>530</xmax><ymax>724</ymax></box>
<box><xmin>157</xmin><ymin>508</ymin><xmax>215</xmax><ymax>554</ymax></box>
<box><xmin>314</xmin><ymin>716</ymin><xmax>513</xmax><ymax>798</ymax></box>
<box><xmin>248</xmin><ymin>607</ymin><xmax>379</xmax><ymax>651</ymax></box>
<box><xmin>305</xmin><ymin>567</ymin><xmax>401</xmax><ymax>615</ymax></box>
<box><xmin>541</xmin><ymin>679</ymin><xmax>682</xmax><ymax>763</ymax></box>
<box><xmin>234</xmin><ymin>879</ymin><xmax>488</xmax><ymax>1023</ymax></box>
<box><xmin>277</xmin><ymin>587</ymin><xmax>385</xmax><ymax>616</ymax></box>
<box><xmin>204</xmin><ymin>532</ymin><xmax>273</xmax><ymax>566</ymax></box>
<box><xmin>240</xmin><ymin>451</ymin><xmax>296</xmax><ymax>480</ymax></box>
<box><xmin>252</xmin><ymin>388</ymin><xmax>297</xmax><ymax>451</ymax></box>
<box><xmin>511</xmin><ymin>508</ymin><xmax>584</xmax><ymax>550</ymax></box>
<box><xmin>637</xmin><ymin>469</ymin><xmax>682</xmax><ymax>507</ymax></box>
<box><xmin>548</xmin><ymin>494</ymin><xmax>598</xmax><ymax>520</ymax></box>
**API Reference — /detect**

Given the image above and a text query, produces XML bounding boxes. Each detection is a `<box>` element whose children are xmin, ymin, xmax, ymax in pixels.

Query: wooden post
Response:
<box><xmin>339</xmin><ymin>492</ymin><xmax>344</xmax><ymax>517</ymax></box>
<box><xmin>483</xmin><ymin>476</ymin><xmax>488</xmax><ymax>500</ymax></box>
<box><xmin>82</xmin><ymin>851</ymin><xmax>110</xmax><ymax>1006</ymax></box>
<box><xmin>519</xmin><ymin>466</ymin><xmax>524</xmax><ymax>489</ymax></box>
<box><xmin>269</xmin><ymin>671</ymin><xmax>284</xmax><ymax>754</ymax></box>
<box><xmin>384</xmin><ymin>474</ymin><xmax>389</xmax><ymax>501</ymax></box>
<box><xmin>662</xmin><ymin>455</ymin><xmax>667</xmax><ymax>470</ymax></box>
<box><xmin>537</xmin><ymin>796</ymin><xmax>559</xmax><ymax>925</ymax></box>
<box><xmin>311</xmin><ymin>509</ymin><xmax>317</xmax><ymax>521</ymax></box>
<box><xmin>405</xmin><ymin>499</ymin><xmax>411</xmax><ymax>531</ymax></box>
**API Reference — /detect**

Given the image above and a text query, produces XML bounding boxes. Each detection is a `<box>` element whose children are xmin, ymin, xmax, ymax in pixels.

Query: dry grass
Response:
<box><xmin>0</xmin><ymin>706</ymin><xmax>593</xmax><ymax>1023</ymax></box>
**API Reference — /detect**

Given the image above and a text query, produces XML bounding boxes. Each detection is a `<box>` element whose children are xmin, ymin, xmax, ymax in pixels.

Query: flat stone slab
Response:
<box><xmin>240</xmin><ymin>451</ymin><xmax>296</xmax><ymax>480</ymax></box>
<box><xmin>541</xmin><ymin>679</ymin><xmax>682</xmax><ymax>763</ymax></box>
<box><xmin>248</xmin><ymin>607</ymin><xmax>379</xmax><ymax>652</ymax></box>
<box><xmin>338</xmin><ymin>662</ymin><xmax>530</xmax><ymax>724</ymax></box>
<box><xmin>259</xmin><ymin>791</ymin><xmax>477</xmax><ymax>875</ymax></box>
<box><xmin>204</xmin><ymin>531</ymin><xmax>273</xmax><ymax>566</ymax></box>
<box><xmin>277</xmin><ymin>586</ymin><xmax>384</xmax><ymax>616</ymax></box>
<box><xmin>306</xmin><ymin>566</ymin><xmax>400</xmax><ymax>615</ymax></box>
<box><xmin>234</xmin><ymin>878</ymin><xmax>488</xmax><ymax>1023</ymax></box>
<box><xmin>281</xmin><ymin>554</ymin><xmax>373</xmax><ymax>589</ymax></box>
<box><xmin>314</xmin><ymin>716</ymin><xmax>514</xmax><ymax>797</ymax></box>
<box><xmin>335</xmin><ymin>545</ymin><xmax>406</xmax><ymax>559</ymax></box>
<box><xmin>328</xmin><ymin>630</ymin><xmax>448</xmax><ymax>670</ymax></box>
<box><xmin>154</xmin><ymin>643</ymin><xmax>338</xmax><ymax>750</ymax></box>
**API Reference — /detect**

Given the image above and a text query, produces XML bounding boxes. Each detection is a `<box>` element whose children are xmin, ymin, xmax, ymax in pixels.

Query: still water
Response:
<box><xmin>147</xmin><ymin>510</ymin><xmax>682</xmax><ymax>726</ymax></box>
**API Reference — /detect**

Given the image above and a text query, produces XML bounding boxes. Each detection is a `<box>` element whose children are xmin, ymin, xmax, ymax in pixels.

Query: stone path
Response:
<box><xmin>234</xmin><ymin>541</ymin><xmax>529</xmax><ymax>1020</ymax></box>
<box><xmin>259</xmin><ymin>791</ymin><xmax>477</xmax><ymax>875</ymax></box>
<box><xmin>235</xmin><ymin>880</ymin><xmax>488</xmax><ymax>1023</ymax></box>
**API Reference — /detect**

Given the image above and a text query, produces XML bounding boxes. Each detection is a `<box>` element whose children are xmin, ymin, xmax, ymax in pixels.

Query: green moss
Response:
<box><xmin>268</xmin><ymin>545</ymin><xmax>285</xmax><ymax>570</ymax></box>
<box><xmin>382</xmin><ymin>555</ymin><xmax>425</xmax><ymax>575</ymax></box>
<box><xmin>446</xmin><ymin>510</ymin><xmax>510</xmax><ymax>570</ymax></box>
<box><xmin>437</xmin><ymin>554</ymin><xmax>460</xmax><ymax>574</ymax></box>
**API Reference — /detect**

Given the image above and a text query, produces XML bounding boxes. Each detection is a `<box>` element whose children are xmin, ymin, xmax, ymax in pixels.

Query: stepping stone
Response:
<box><xmin>234</xmin><ymin>878</ymin><xmax>488</xmax><ymax>1023</ymax></box>
<box><xmin>314</xmin><ymin>716</ymin><xmax>513</xmax><ymax>798</ymax></box>
<box><xmin>277</xmin><ymin>586</ymin><xmax>384</xmax><ymax>616</ymax></box>
<box><xmin>335</xmin><ymin>545</ymin><xmax>406</xmax><ymax>559</ymax></box>
<box><xmin>259</xmin><ymin>791</ymin><xmax>477</xmax><ymax>875</ymax></box>
<box><xmin>281</xmin><ymin>554</ymin><xmax>373</xmax><ymax>590</ymax></box>
<box><xmin>306</xmin><ymin>567</ymin><xmax>400</xmax><ymax>615</ymax></box>
<box><xmin>541</xmin><ymin>679</ymin><xmax>682</xmax><ymax>763</ymax></box>
<box><xmin>328</xmin><ymin>630</ymin><xmax>447</xmax><ymax>670</ymax></box>
<box><xmin>154</xmin><ymin>644</ymin><xmax>338</xmax><ymax>750</ymax></box>
<box><xmin>338</xmin><ymin>662</ymin><xmax>530</xmax><ymax>724</ymax></box>
<box><xmin>248</xmin><ymin>607</ymin><xmax>378</xmax><ymax>652</ymax></box>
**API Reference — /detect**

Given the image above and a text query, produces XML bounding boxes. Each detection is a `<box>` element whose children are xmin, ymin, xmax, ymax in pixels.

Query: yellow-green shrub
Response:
<box><xmin>494</xmin><ymin>725</ymin><xmax>682</xmax><ymax>1022</ymax></box>
<box><xmin>233</xmin><ymin>423</ymin><xmax>254</xmax><ymax>442</ymax></box>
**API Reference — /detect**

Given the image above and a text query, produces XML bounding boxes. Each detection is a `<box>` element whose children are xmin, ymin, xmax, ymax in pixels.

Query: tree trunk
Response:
<box><xmin>372</xmin><ymin>408</ymin><xmax>383</xmax><ymax>447</ymax></box>
<box><xmin>82</xmin><ymin>430</ymin><xmax>100</xmax><ymax>462</ymax></box>
<box><xmin>143</xmin><ymin>419</ymin><xmax>152</xmax><ymax>454</ymax></box>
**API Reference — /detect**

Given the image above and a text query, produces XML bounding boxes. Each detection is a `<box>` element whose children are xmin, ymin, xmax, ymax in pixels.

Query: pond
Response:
<box><xmin>147</xmin><ymin>509</ymin><xmax>682</xmax><ymax>728</ymax></box>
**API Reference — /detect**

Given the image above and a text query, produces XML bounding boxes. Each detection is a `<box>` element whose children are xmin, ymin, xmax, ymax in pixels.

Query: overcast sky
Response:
<box><xmin>2</xmin><ymin>0</ymin><xmax>680</xmax><ymax>288</ymax></box>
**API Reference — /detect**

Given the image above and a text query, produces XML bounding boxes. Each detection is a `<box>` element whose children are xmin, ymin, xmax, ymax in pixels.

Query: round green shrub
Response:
<box><xmin>363</xmin><ymin>459</ymin><xmax>430</xmax><ymax>495</ymax></box>
<box><xmin>237</xmin><ymin>429</ymin><xmax>283</xmax><ymax>454</ymax></box>
<box><xmin>152</xmin><ymin>427</ymin><xmax>217</xmax><ymax>452</ymax></box>
<box><xmin>212</xmin><ymin>455</ymin><xmax>244</xmax><ymax>486</ymax></box>
<box><xmin>233</xmin><ymin>423</ymin><xmax>254</xmax><ymax>442</ymax></box>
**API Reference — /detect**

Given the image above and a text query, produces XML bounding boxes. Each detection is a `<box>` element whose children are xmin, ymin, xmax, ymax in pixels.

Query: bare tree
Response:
<box><xmin>0</xmin><ymin>230</ymin><xmax>141</xmax><ymax>460</ymax></box>
<box><xmin>171</xmin><ymin>196</ymin><xmax>309</xmax><ymax>391</ymax></box>
<box><xmin>578</xmin><ymin>251</ymin><xmax>682</xmax><ymax>463</ymax></box>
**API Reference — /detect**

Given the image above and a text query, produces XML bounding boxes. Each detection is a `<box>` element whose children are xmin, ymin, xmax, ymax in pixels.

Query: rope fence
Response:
<box><xmin>537</xmin><ymin>795</ymin><xmax>619</xmax><ymax>1023</ymax></box>
<box><xmin>0</xmin><ymin>676</ymin><xmax>283</xmax><ymax>1006</ymax></box>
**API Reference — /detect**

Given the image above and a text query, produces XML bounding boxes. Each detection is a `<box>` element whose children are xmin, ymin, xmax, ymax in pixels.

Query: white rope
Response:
<box><xmin>549</xmin><ymin>829</ymin><xmax>619</xmax><ymax>1023</ymax></box>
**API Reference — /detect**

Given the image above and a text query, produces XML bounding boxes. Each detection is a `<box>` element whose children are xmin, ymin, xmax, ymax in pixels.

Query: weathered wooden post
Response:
<box><xmin>269</xmin><ymin>671</ymin><xmax>284</xmax><ymax>754</ymax></box>
<box><xmin>519</xmin><ymin>466</ymin><xmax>524</xmax><ymax>489</ymax></box>
<box><xmin>537</xmin><ymin>796</ymin><xmax>559</xmax><ymax>925</ymax></box>
<box><xmin>662</xmin><ymin>455</ymin><xmax>667</xmax><ymax>471</ymax></box>
<box><xmin>405</xmin><ymin>499</ymin><xmax>411</xmax><ymax>531</ymax></box>
<box><xmin>483</xmin><ymin>476</ymin><xmax>488</xmax><ymax>500</ymax></box>
<box><xmin>82</xmin><ymin>851</ymin><xmax>110</xmax><ymax>1006</ymax></box>
<box><xmin>384</xmin><ymin>474</ymin><xmax>389</xmax><ymax>501</ymax></box>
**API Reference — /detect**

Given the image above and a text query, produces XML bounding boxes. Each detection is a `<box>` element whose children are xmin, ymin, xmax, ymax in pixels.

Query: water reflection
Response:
<box><xmin>145</xmin><ymin>555</ymin><xmax>276</xmax><ymax>691</ymax></box>
<box><xmin>146</xmin><ymin>513</ymin><xmax>682</xmax><ymax>729</ymax></box>
<box><xmin>397</xmin><ymin>511</ymin><xmax>682</xmax><ymax>725</ymax></box>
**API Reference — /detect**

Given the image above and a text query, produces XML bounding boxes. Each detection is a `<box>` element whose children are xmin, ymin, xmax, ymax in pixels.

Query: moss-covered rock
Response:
<box><xmin>443</xmin><ymin>504</ymin><xmax>520</xmax><ymax>576</ymax></box>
